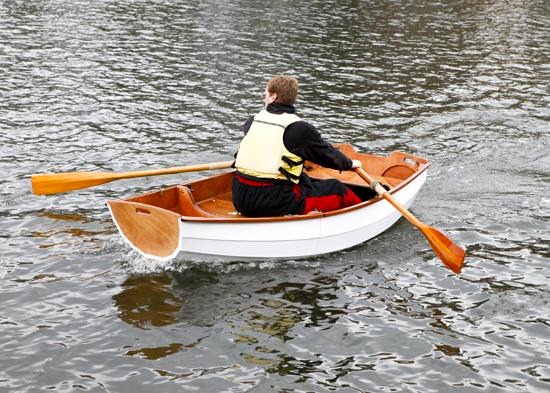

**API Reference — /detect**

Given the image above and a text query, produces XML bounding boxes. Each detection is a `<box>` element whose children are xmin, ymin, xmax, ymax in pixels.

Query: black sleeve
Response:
<box><xmin>283</xmin><ymin>121</ymin><xmax>353</xmax><ymax>171</ymax></box>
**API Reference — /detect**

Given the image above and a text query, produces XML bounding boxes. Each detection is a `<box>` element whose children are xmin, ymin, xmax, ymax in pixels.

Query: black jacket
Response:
<box><xmin>239</xmin><ymin>103</ymin><xmax>353</xmax><ymax>172</ymax></box>
<box><xmin>232</xmin><ymin>103</ymin><xmax>353</xmax><ymax>216</ymax></box>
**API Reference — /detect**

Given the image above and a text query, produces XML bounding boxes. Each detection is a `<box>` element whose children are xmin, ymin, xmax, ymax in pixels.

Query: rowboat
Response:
<box><xmin>106</xmin><ymin>144</ymin><xmax>430</xmax><ymax>261</ymax></box>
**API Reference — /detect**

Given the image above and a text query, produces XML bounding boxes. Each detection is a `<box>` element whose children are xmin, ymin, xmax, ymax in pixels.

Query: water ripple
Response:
<box><xmin>1</xmin><ymin>0</ymin><xmax>549</xmax><ymax>392</ymax></box>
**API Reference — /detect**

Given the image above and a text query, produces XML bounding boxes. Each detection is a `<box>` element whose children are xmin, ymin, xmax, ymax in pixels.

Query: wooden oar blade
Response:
<box><xmin>354</xmin><ymin>167</ymin><xmax>465</xmax><ymax>273</ymax></box>
<box><xmin>421</xmin><ymin>226</ymin><xmax>465</xmax><ymax>274</ymax></box>
<box><xmin>31</xmin><ymin>172</ymin><xmax>117</xmax><ymax>195</ymax></box>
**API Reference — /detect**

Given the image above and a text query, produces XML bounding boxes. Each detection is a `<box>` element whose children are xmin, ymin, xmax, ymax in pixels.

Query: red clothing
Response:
<box><xmin>233</xmin><ymin>173</ymin><xmax>361</xmax><ymax>217</ymax></box>
<box><xmin>232</xmin><ymin>103</ymin><xmax>362</xmax><ymax>217</ymax></box>
<box><xmin>296</xmin><ymin>176</ymin><xmax>362</xmax><ymax>214</ymax></box>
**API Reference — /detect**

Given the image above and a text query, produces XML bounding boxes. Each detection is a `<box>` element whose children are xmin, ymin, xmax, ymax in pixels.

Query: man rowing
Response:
<box><xmin>233</xmin><ymin>75</ymin><xmax>362</xmax><ymax>217</ymax></box>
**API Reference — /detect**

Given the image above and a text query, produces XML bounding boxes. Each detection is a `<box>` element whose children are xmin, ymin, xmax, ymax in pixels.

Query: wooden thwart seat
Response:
<box><xmin>198</xmin><ymin>198</ymin><xmax>239</xmax><ymax>217</ymax></box>
<box><xmin>177</xmin><ymin>186</ymin><xmax>239</xmax><ymax>218</ymax></box>
<box><xmin>177</xmin><ymin>186</ymin><xmax>215</xmax><ymax>217</ymax></box>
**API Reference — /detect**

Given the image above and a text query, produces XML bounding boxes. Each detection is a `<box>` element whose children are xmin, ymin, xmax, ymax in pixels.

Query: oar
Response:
<box><xmin>31</xmin><ymin>160</ymin><xmax>234</xmax><ymax>195</ymax></box>
<box><xmin>355</xmin><ymin>167</ymin><xmax>465</xmax><ymax>274</ymax></box>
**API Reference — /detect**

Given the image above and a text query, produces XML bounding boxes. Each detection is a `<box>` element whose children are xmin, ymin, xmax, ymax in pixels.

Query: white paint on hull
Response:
<box><xmin>169</xmin><ymin>170</ymin><xmax>427</xmax><ymax>260</ymax></box>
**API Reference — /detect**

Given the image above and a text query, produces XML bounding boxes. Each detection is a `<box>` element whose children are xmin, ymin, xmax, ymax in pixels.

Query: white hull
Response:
<box><xmin>166</xmin><ymin>171</ymin><xmax>427</xmax><ymax>261</ymax></box>
<box><xmin>107</xmin><ymin>146</ymin><xmax>431</xmax><ymax>262</ymax></box>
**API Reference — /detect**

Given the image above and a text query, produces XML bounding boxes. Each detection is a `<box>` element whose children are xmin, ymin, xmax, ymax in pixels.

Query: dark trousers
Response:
<box><xmin>232</xmin><ymin>173</ymin><xmax>361</xmax><ymax>217</ymax></box>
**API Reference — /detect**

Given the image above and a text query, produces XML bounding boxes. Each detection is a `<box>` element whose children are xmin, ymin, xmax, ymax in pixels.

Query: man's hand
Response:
<box><xmin>351</xmin><ymin>160</ymin><xmax>362</xmax><ymax>169</ymax></box>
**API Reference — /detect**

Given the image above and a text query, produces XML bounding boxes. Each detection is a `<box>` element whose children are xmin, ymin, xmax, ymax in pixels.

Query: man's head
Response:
<box><xmin>264</xmin><ymin>75</ymin><xmax>299</xmax><ymax>107</ymax></box>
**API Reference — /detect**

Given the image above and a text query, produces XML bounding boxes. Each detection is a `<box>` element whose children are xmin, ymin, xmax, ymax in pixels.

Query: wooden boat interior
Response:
<box><xmin>126</xmin><ymin>144</ymin><xmax>429</xmax><ymax>220</ymax></box>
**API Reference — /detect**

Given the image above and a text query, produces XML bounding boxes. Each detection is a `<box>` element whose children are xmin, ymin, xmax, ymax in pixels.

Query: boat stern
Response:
<box><xmin>106</xmin><ymin>200</ymin><xmax>182</xmax><ymax>260</ymax></box>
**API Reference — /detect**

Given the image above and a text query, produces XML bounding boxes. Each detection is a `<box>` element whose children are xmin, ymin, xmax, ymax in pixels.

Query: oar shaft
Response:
<box><xmin>31</xmin><ymin>160</ymin><xmax>234</xmax><ymax>195</ymax></box>
<box><xmin>112</xmin><ymin>160</ymin><xmax>234</xmax><ymax>179</ymax></box>
<box><xmin>355</xmin><ymin>168</ymin><xmax>423</xmax><ymax>228</ymax></box>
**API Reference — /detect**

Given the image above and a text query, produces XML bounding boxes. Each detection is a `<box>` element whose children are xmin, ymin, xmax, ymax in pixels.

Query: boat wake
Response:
<box><xmin>116</xmin><ymin>245</ymin><xmax>323</xmax><ymax>275</ymax></box>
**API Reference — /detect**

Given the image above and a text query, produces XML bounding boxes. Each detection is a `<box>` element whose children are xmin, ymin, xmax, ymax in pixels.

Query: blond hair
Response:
<box><xmin>266</xmin><ymin>76</ymin><xmax>299</xmax><ymax>105</ymax></box>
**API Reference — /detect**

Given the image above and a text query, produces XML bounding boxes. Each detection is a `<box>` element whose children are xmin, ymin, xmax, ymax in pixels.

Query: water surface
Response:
<box><xmin>1</xmin><ymin>0</ymin><xmax>549</xmax><ymax>392</ymax></box>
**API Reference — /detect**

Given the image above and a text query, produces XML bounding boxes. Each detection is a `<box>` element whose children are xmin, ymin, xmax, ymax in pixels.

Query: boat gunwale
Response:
<box><xmin>178</xmin><ymin>160</ymin><xmax>431</xmax><ymax>224</ymax></box>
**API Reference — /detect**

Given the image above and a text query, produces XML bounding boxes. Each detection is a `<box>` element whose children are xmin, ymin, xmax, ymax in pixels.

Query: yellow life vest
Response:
<box><xmin>235</xmin><ymin>110</ymin><xmax>304</xmax><ymax>183</ymax></box>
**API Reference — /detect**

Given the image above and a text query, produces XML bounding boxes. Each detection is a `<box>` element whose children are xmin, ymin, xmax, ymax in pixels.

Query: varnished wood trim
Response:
<box><xmin>117</xmin><ymin>146</ymin><xmax>430</xmax><ymax>224</ymax></box>
<box><xmin>107</xmin><ymin>200</ymin><xmax>181</xmax><ymax>258</ymax></box>
<box><xmin>177</xmin><ymin>164</ymin><xmax>429</xmax><ymax>223</ymax></box>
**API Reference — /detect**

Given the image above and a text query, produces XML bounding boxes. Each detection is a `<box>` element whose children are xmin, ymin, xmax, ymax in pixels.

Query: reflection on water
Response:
<box><xmin>126</xmin><ymin>342</ymin><xmax>199</xmax><ymax>361</ymax></box>
<box><xmin>30</xmin><ymin>210</ymin><xmax>114</xmax><ymax>250</ymax></box>
<box><xmin>113</xmin><ymin>274</ymin><xmax>184</xmax><ymax>328</ymax></box>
